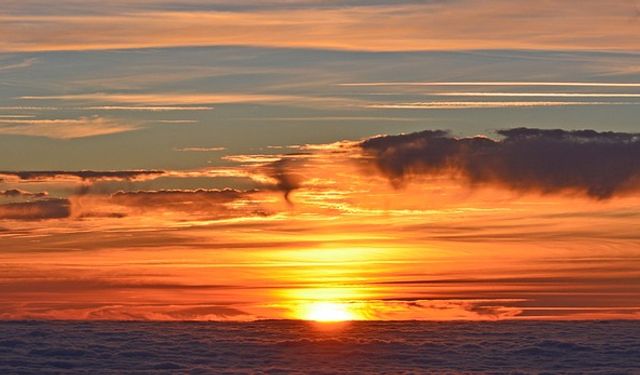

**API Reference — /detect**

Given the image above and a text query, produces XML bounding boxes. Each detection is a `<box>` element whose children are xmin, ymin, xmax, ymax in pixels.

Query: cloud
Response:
<box><xmin>435</xmin><ymin>92</ymin><xmax>640</xmax><ymax>98</ymax></box>
<box><xmin>19</xmin><ymin>93</ymin><xmax>353</xmax><ymax>110</ymax></box>
<box><xmin>20</xmin><ymin>93</ymin><xmax>296</xmax><ymax>105</ymax></box>
<box><xmin>110</xmin><ymin>188</ymin><xmax>250</xmax><ymax>210</ymax></box>
<box><xmin>361</xmin><ymin>128</ymin><xmax>640</xmax><ymax>199</ymax></box>
<box><xmin>365</xmin><ymin>101</ymin><xmax>638</xmax><ymax>109</ymax></box>
<box><xmin>0</xmin><ymin>302</ymin><xmax>254</xmax><ymax>321</ymax></box>
<box><xmin>0</xmin><ymin>189</ymin><xmax>48</xmax><ymax>198</ymax></box>
<box><xmin>0</xmin><ymin>116</ymin><xmax>140</xmax><ymax>138</ymax></box>
<box><xmin>340</xmin><ymin>81</ymin><xmax>640</xmax><ymax>87</ymax></box>
<box><xmin>66</xmin><ymin>188</ymin><xmax>267</xmax><ymax>221</ymax></box>
<box><xmin>174</xmin><ymin>146</ymin><xmax>226</xmax><ymax>152</ymax></box>
<box><xmin>0</xmin><ymin>198</ymin><xmax>70</xmax><ymax>220</ymax></box>
<box><xmin>0</xmin><ymin>187</ymin><xmax>263</xmax><ymax>220</ymax></box>
<box><xmin>0</xmin><ymin>57</ymin><xmax>37</xmax><ymax>71</ymax></box>
<box><xmin>265</xmin><ymin>159</ymin><xmax>303</xmax><ymax>205</ymax></box>
<box><xmin>0</xmin><ymin>1</ymin><xmax>638</xmax><ymax>52</ymax></box>
<box><xmin>0</xmin><ymin>170</ymin><xmax>165</xmax><ymax>182</ymax></box>
<box><xmin>83</xmin><ymin>106</ymin><xmax>214</xmax><ymax>111</ymax></box>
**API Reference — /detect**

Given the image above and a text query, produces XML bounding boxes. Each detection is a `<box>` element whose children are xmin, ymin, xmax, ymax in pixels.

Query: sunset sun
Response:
<box><xmin>302</xmin><ymin>302</ymin><xmax>357</xmax><ymax>322</ymax></box>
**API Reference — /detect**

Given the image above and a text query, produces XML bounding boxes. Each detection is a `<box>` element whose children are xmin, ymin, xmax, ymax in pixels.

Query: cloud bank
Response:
<box><xmin>361</xmin><ymin>128</ymin><xmax>640</xmax><ymax>199</ymax></box>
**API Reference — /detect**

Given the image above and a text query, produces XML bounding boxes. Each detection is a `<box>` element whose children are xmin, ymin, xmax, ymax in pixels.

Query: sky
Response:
<box><xmin>1</xmin><ymin>0</ymin><xmax>640</xmax><ymax>321</ymax></box>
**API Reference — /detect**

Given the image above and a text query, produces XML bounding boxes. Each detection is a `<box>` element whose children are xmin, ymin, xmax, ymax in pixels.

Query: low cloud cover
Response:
<box><xmin>0</xmin><ymin>321</ymin><xmax>638</xmax><ymax>373</ymax></box>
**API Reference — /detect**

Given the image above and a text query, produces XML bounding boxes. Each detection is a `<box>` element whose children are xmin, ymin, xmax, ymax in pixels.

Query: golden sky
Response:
<box><xmin>1</xmin><ymin>0</ymin><xmax>640</xmax><ymax>321</ymax></box>
<box><xmin>2</xmin><ymin>132</ymin><xmax>640</xmax><ymax>321</ymax></box>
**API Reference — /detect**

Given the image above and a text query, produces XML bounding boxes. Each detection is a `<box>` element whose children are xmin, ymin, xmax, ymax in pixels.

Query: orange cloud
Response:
<box><xmin>0</xmin><ymin>116</ymin><xmax>140</xmax><ymax>138</ymax></box>
<box><xmin>21</xmin><ymin>93</ymin><xmax>296</xmax><ymax>105</ymax></box>
<box><xmin>1</xmin><ymin>1</ymin><xmax>638</xmax><ymax>52</ymax></box>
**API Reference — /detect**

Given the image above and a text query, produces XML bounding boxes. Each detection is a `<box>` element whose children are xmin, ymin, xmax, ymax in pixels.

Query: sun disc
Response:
<box><xmin>303</xmin><ymin>302</ymin><xmax>355</xmax><ymax>322</ymax></box>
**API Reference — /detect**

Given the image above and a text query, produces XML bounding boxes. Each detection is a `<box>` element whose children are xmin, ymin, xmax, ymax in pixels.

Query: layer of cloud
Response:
<box><xmin>0</xmin><ymin>198</ymin><xmax>70</xmax><ymax>220</ymax></box>
<box><xmin>340</xmin><ymin>81</ymin><xmax>640</xmax><ymax>88</ymax></box>
<box><xmin>365</xmin><ymin>101</ymin><xmax>639</xmax><ymax>109</ymax></box>
<box><xmin>19</xmin><ymin>93</ymin><xmax>354</xmax><ymax>110</ymax></box>
<box><xmin>1</xmin><ymin>1</ymin><xmax>638</xmax><ymax>52</ymax></box>
<box><xmin>436</xmin><ymin>92</ymin><xmax>640</xmax><ymax>98</ymax></box>
<box><xmin>20</xmin><ymin>93</ymin><xmax>295</xmax><ymax>105</ymax></box>
<box><xmin>361</xmin><ymin>128</ymin><xmax>640</xmax><ymax>199</ymax></box>
<box><xmin>0</xmin><ymin>170</ymin><xmax>166</xmax><ymax>182</ymax></box>
<box><xmin>0</xmin><ymin>189</ymin><xmax>48</xmax><ymax>198</ymax></box>
<box><xmin>0</xmin><ymin>116</ymin><xmax>139</xmax><ymax>139</ymax></box>
<box><xmin>109</xmin><ymin>188</ymin><xmax>253</xmax><ymax>214</ymax></box>
<box><xmin>174</xmin><ymin>146</ymin><xmax>226</xmax><ymax>152</ymax></box>
<box><xmin>0</xmin><ymin>320</ymin><xmax>639</xmax><ymax>373</ymax></box>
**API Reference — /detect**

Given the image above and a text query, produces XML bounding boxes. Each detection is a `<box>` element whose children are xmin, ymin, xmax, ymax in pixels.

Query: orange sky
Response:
<box><xmin>1</xmin><ymin>0</ymin><xmax>640</xmax><ymax>322</ymax></box>
<box><xmin>2</xmin><ymin>139</ymin><xmax>639</xmax><ymax>321</ymax></box>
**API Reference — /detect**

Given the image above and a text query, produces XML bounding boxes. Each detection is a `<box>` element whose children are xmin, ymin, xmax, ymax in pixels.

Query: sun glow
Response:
<box><xmin>302</xmin><ymin>302</ymin><xmax>357</xmax><ymax>322</ymax></box>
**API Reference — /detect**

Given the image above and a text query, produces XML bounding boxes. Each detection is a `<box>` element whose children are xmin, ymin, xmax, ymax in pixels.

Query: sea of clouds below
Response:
<box><xmin>0</xmin><ymin>320</ymin><xmax>639</xmax><ymax>374</ymax></box>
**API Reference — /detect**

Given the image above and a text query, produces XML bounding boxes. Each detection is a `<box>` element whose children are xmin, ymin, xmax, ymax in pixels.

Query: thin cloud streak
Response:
<box><xmin>0</xmin><ymin>116</ymin><xmax>140</xmax><ymax>139</ymax></box>
<box><xmin>341</xmin><ymin>82</ymin><xmax>640</xmax><ymax>87</ymax></box>
<box><xmin>0</xmin><ymin>170</ymin><xmax>165</xmax><ymax>182</ymax></box>
<box><xmin>18</xmin><ymin>93</ymin><xmax>355</xmax><ymax>109</ymax></box>
<box><xmin>436</xmin><ymin>92</ymin><xmax>640</xmax><ymax>98</ymax></box>
<box><xmin>19</xmin><ymin>93</ymin><xmax>295</xmax><ymax>105</ymax></box>
<box><xmin>84</xmin><ymin>105</ymin><xmax>214</xmax><ymax>111</ymax></box>
<box><xmin>174</xmin><ymin>147</ymin><xmax>226</xmax><ymax>152</ymax></box>
<box><xmin>0</xmin><ymin>58</ymin><xmax>37</xmax><ymax>71</ymax></box>
<box><xmin>365</xmin><ymin>101</ymin><xmax>639</xmax><ymax>109</ymax></box>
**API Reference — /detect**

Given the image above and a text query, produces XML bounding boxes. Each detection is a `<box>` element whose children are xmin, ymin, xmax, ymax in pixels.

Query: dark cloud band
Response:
<box><xmin>0</xmin><ymin>170</ymin><xmax>165</xmax><ymax>181</ymax></box>
<box><xmin>361</xmin><ymin>127</ymin><xmax>640</xmax><ymax>199</ymax></box>
<box><xmin>0</xmin><ymin>199</ymin><xmax>70</xmax><ymax>220</ymax></box>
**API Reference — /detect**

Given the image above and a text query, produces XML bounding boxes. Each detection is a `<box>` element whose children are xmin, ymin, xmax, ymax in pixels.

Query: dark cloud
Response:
<box><xmin>0</xmin><ymin>189</ymin><xmax>48</xmax><ymax>198</ymax></box>
<box><xmin>164</xmin><ymin>305</ymin><xmax>250</xmax><ymax>320</ymax></box>
<box><xmin>111</xmin><ymin>188</ymin><xmax>250</xmax><ymax>208</ymax></box>
<box><xmin>265</xmin><ymin>159</ymin><xmax>302</xmax><ymax>204</ymax></box>
<box><xmin>361</xmin><ymin>127</ymin><xmax>640</xmax><ymax>199</ymax></box>
<box><xmin>0</xmin><ymin>188</ymin><xmax>263</xmax><ymax>221</ymax></box>
<box><xmin>0</xmin><ymin>170</ymin><xmax>165</xmax><ymax>181</ymax></box>
<box><xmin>106</xmin><ymin>188</ymin><xmax>266</xmax><ymax>219</ymax></box>
<box><xmin>0</xmin><ymin>279</ymin><xmax>231</xmax><ymax>294</ymax></box>
<box><xmin>0</xmin><ymin>198</ymin><xmax>70</xmax><ymax>220</ymax></box>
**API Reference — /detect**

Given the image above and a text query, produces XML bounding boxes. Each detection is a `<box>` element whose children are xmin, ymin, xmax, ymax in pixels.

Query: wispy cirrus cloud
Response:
<box><xmin>20</xmin><ymin>93</ymin><xmax>295</xmax><ymax>105</ymax></box>
<box><xmin>1</xmin><ymin>1</ymin><xmax>638</xmax><ymax>52</ymax></box>
<box><xmin>18</xmin><ymin>92</ymin><xmax>355</xmax><ymax>109</ymax></box>
<box><xmin>340</xmin><ymin>81</ymin><xmax>640</xmax><ymax>87</ymax></box>
<box><xmin>435</xmin><ymin>92</ymin><xmax>640</xmax><ymax>98</ymax></box>
<box><xmin>365</xmin><ymin>101</ymin><xmax>638</xmax><ymax>109</ymax></box>
<box><xmin>174</xmin><ymin>146</ymin><xmax>226</xmax><ymax>152</ymax></box>
<box><xmin>0</xmin><ymin>116</ymin><xmax>140</xmax><ymax>139</ymax></box>
<box><xmin>83</xmin><ymin>105</ymin><xmax>214</xmax><ymax>111</ymax></box>
<box><xmin>0</xmin><ymin>58</ymin><xmax>37</xmax><ymax>71</ymax></box>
